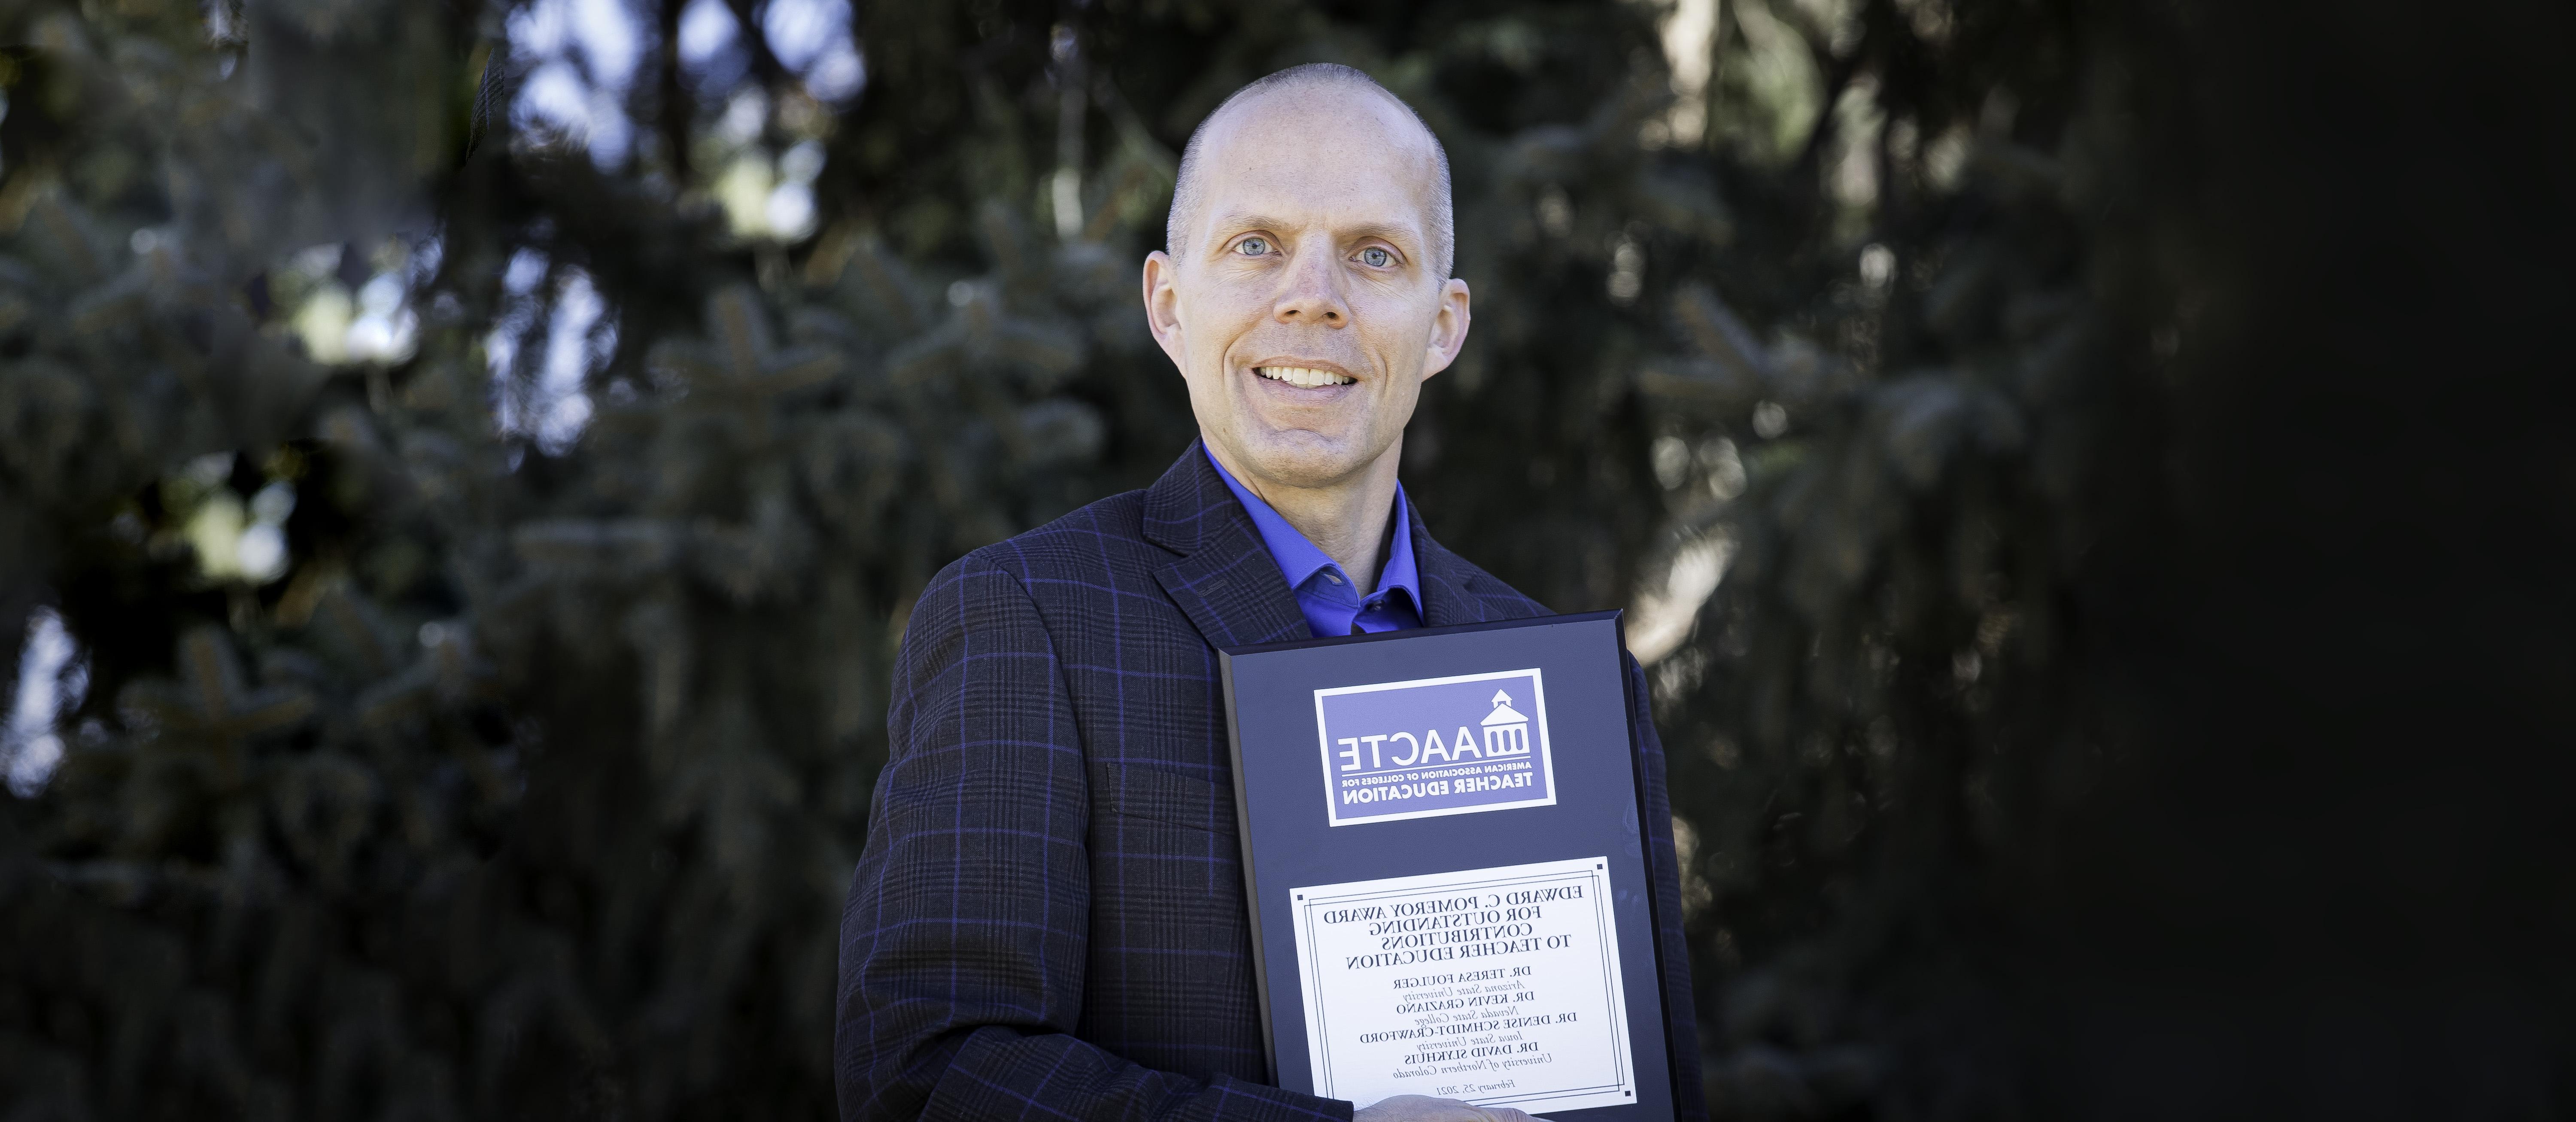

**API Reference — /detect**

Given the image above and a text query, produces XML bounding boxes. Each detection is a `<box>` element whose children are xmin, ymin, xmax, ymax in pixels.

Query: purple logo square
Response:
<box><xmin>1312</xmin><ymin>669</ymin><xmax>1557</xmax><ymax>826</ymax></box>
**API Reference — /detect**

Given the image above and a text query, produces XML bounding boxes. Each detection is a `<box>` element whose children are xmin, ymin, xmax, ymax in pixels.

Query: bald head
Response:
<box><xmin>1167</xmin><ymin>64</ymin><xmax>1455</xmax><ymax>278</ymax></box>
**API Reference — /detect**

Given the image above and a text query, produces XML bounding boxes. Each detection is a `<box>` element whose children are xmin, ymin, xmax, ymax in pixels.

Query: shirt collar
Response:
<box><xmin>1204</xmin><ymin>444</ymin><xmax>1421</xmax><ymax>610</ymax></box>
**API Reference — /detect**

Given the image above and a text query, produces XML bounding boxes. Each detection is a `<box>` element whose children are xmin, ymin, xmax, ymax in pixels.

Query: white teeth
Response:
<box><xmin>1256</xmin><ymin>366</ymin><xmax>1354</xmax><ymax>388</ymax></box>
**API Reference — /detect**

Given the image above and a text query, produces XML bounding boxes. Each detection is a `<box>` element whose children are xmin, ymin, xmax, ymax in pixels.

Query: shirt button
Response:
<box><xmin>1323</xmin><ymin>573</ymin><xmax>1342</xmax><ymax>584</ymax></box>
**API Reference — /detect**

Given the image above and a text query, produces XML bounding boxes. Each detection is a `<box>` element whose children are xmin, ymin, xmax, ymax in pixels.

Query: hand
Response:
<box><xmin>1351</xmin><ymin>1094</ymin><xmax>1538</xmax><ymax>1122</ymax></box>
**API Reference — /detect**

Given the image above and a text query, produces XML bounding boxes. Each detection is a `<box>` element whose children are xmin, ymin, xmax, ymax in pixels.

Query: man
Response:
<box><xmin>838</xmin><ymin>65</ymin><xmax>1702</xmax><ymax>1122</ymax></box>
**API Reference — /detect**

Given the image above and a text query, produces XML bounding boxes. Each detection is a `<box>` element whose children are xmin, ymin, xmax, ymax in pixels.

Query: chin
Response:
<box><xmin>1232</xmin><ymin>431</ymin><xmax>1386</xmax><ymax>489</ymax></box>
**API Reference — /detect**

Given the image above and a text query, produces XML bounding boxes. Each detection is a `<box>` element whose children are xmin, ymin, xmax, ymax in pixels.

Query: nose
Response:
<box><xmin>1271</xmin><ymin>242</ymin><xmax>1351</xmax><ymax>327</ymax></box>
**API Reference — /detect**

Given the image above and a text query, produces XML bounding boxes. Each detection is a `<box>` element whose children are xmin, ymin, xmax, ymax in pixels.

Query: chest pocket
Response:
<box><xmin>1090</xmin><ymin>761</ymin><xmax>1239</xmax><ymax>836</ymax></box>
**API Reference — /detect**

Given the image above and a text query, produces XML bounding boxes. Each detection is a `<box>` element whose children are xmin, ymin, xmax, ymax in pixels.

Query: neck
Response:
<box><xmin>1208</xmin><ymin>437</ymin><xmax>1403</xmax><ymax>590</ymax></box>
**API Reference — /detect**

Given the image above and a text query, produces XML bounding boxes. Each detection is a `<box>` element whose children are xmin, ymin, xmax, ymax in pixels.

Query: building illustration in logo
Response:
<box><xmin>1481</xmin><ymin>690</ymin><xmax>1532</xmax><ymax>757</ymax></box>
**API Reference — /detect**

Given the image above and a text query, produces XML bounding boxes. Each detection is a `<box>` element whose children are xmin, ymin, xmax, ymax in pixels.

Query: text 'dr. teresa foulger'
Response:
<box><xmin>1311</xmin><ymin>669</ymin><xmax>1559</xmax><ymax>826</ymax></box>
<box><xmin>1287</xmin><ymin>857</ymin><xmax>1637</xmax><ymax>1114</ymax></box>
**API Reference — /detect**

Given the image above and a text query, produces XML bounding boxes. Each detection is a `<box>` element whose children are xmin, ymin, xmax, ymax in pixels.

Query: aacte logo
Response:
<box><xmin>1312</xmin><ymin>669</ymin><xmax>1558</xmax><ymax>826</ymax></box>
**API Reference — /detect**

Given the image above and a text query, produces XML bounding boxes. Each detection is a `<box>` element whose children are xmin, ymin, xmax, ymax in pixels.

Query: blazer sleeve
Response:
<box><xmin>1628</xmin><ymin>653</ymin><xmax>1708</xmax><ymax>1122</ymax></box>
<box><xmin>837</xmin><ymin>553</ymin><xmax>1350</xmax><ymax>1122</ymax></box>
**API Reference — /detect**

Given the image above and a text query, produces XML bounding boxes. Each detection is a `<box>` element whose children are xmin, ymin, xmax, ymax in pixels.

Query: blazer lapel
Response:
<box><xmin>1407</xmin><ymin>501</ymin><xmax>1505</xmax><ymax>629</ymax></box>
<box><xmin>1145</xmin><ymin>442</ymin><xmax>1313</xmax><ymax>649</ymax></box>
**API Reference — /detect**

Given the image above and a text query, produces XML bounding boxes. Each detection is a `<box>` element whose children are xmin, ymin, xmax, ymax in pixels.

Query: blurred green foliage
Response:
<box><xmin>2</xmin><ymin>0</ymin><xmax>2567</xmax><ymax>1119</ymax></box>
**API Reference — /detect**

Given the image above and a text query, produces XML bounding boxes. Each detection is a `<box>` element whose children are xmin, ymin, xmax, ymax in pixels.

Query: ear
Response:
<box><xmin>1142</xmin><ymin>251</ymin><xmax>1189</xmax><ymax>374</ymax></box>
<box><xmin>1419</xmin><ymin>277</ymin><xmax>1473</xmax><ymax>379</ymax></box>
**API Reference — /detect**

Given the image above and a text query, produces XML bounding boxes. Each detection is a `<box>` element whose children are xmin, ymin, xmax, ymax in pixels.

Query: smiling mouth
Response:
<box><xmin>1255</xmin><ymin>365</ymin><xmax>1356</xmax><ymax>388</ymax></box>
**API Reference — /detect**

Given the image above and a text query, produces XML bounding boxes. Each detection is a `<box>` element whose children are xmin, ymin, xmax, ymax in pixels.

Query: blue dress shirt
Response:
<box><xmin>1204</xmin><ymin>445</ymin><xmax>1424</xmax><ymax>637</ymax></box>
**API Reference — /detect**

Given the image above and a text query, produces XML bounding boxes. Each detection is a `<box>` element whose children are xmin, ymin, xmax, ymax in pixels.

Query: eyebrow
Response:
<box><xmin>1204</xmin><ymin>213</ymin><xmax>1426</xmax><ymax>258</ymax></box>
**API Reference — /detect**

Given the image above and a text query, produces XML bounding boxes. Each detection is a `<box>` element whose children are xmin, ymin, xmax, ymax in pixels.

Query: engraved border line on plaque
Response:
<box><xmin>1290</xmin><ymin>859</ymin><xmax>1634</xmax><ymax>1110</ymax></box>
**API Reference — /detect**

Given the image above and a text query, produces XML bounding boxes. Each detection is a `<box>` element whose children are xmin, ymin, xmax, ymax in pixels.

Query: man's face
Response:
<box><xmin>1143</xmin><ymin>88</ymin><xmax>1472</xmax><ymax>493</ymax></box>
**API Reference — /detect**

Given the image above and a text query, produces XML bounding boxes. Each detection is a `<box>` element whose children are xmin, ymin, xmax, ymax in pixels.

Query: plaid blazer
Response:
<box><xmin>838</xmin><ymin>443</ymin><xmax>1704</xmax><ymax>1122</ymax></box>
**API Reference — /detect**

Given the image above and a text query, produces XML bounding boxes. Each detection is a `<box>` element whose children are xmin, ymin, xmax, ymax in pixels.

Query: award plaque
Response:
<box><xmin>1219</xmin><ymin>611</ymin><xmax>1678</xmax><ymax>1120</ymax></box>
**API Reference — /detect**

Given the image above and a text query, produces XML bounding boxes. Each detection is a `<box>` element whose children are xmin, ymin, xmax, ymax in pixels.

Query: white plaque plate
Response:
<box><xmin>1286</xmin><ymin>857</ymin><xmax>1638</xmax><ymax>1115</ymax></box>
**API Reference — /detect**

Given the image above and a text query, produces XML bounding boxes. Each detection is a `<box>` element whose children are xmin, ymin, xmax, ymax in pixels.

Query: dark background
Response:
<box><xmin>0</xmin><ymin>0</ymin><xmax>2567</xmax><ymax>1119</ymax></box>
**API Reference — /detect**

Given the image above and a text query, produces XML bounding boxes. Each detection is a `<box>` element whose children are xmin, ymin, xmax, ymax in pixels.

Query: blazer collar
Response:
<box><xmin>1145</xmin><ymin>441</ymin><xmax>1312</xmax><ymax>648</ymax></box>
<box><xmin>1144</xmin><ymin>440</ymin><xmax>1507</xmax><ymax>646</ymax></box>
<box><xmin>1405</xmin><ymin>499</ymin><xmax>1505</xmax><ymax>629</ymax></box>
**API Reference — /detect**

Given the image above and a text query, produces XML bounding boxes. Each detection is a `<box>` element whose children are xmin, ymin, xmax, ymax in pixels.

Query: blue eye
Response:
<box><xmin>1236</xmin><ymin>237</ymin><xmax>1270</xmax><ymax>256</ymax></box>
<box><xmin>1358</xmin><ymin>247</ymin><xmax>1394</xmax><ymax>268</ymax></box>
